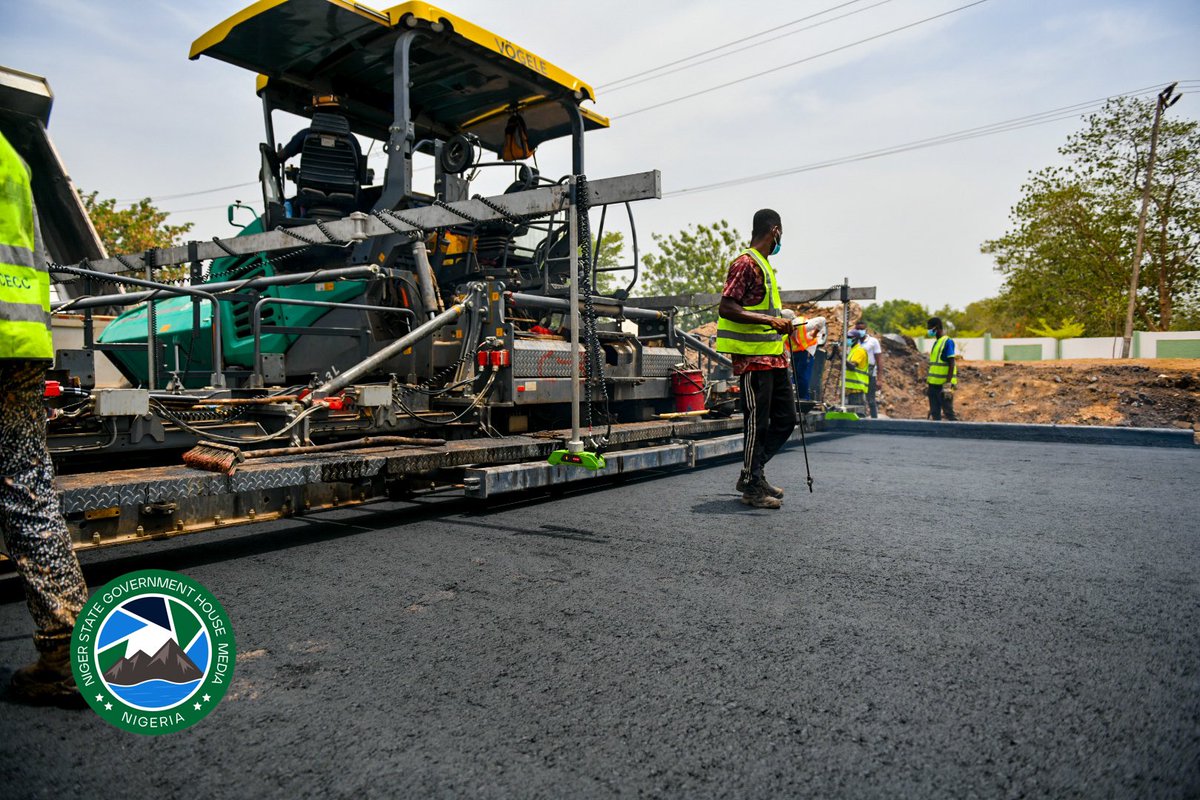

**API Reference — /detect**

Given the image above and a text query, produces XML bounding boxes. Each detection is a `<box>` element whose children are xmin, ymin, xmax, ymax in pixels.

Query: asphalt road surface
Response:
<box><xmin>2</xmin><ymin>432</ymin><xmax>1197</xmax><ymax>798</ymax></box>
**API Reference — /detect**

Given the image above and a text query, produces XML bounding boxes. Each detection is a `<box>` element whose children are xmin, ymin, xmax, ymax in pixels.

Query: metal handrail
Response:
<box><xmin>51</xmin><ymin>264</ymin><xmax>227</xmax><ymax>388</ymax></box>
<box><xmin>50</xmin><ymin>266</ymin><xmax>381</xmax><ymax>312</ymax></box>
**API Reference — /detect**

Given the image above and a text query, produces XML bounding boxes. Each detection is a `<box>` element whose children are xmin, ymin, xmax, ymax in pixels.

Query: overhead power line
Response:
<box><xmin>663</xmin><ymin>82</ymin><xmax>1200</xmax><ymax>198</ymax></box>
<box><xmin>167</xmin><ymin>200</ymin><xmax>263</xmax><ymax>215</ymax></box>
<box><xmin>115</xmin><ymin>181</ymin><xmax>257</xmax><ymax>205</ymax></box>
<box><xmin>127</xmin><ymin>158</ymin><xmax>434</xmax><ymax>209</ymax></box>
<box><xmin>604</xmin><ymin>0</ymin><xmax>899</xmax><ymax>95</ymax></box>
<box><xmin>612</xmin><ymin>0</ymin><xmax>992</xmax><ymax>120</ymax></box>
<box><xmin>598</xmin><ymin>0</ymin><xmax>875</xmax><ymax>90</ymax></box>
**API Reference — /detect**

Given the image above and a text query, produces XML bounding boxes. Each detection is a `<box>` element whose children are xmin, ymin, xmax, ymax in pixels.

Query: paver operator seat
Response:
<box><xmin>292</xmin><ymin>106</ymin><xmax>365</xmax><ymax>220</ymax></box>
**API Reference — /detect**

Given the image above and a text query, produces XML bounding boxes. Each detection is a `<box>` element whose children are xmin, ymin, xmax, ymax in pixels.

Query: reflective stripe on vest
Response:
<box><xmin>787</xmin><ymin>317</ymin><xmax>812</xmax><ymax>352</ymax></box>
<box><xmin>715</xmin><ymin>248</ymin><xmax>784</xmax><ymax>356</ymax></box>
<box><xmin>845</xmin><ymin>344</ymin><xmax>870</xmax><ymax>393</ymax></box>
<box><xmin>927</xmin><ymin>335</ymin><xmax>957</xmax><ymax>385</ymax></box>
<box><xmin>0</xmin><ymin>132</ymin><xmax>52</xmax><ymax>361</ymax></box>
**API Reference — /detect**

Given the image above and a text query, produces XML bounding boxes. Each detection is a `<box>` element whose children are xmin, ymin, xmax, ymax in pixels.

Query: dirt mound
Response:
<box><xmin>689</xmin><ymin>310</ymin><xmax>1199</xmax><ymax>431</ymax></box>
<box><xmin>841</xmin><ymin>341</ymin><xmax>1199</xmax><ymax>430</ymax></box>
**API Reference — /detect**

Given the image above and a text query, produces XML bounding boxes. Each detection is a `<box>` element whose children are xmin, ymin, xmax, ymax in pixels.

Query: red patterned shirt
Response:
<box><xmin>720</xmin><ymin>253</ymin><xmax>787</xmax><ymax>375</ymax></box>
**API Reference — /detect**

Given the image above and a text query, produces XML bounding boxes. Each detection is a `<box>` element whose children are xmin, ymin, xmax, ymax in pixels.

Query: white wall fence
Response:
<box><xmin>915</xmin><ymin>331</ymin><xmax>1200</xmax><ymax>361</ymax></box>
<box><xmin>52</xmin><ymin>316</ymin><xmax>127</xmax><ymax>387</ymax></box>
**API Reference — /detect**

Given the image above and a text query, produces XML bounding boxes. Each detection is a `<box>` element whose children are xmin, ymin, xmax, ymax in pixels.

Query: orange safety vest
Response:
<box><xmin>786</xmin><ymin>317</ymin><xmax>813</xmax><ymax>352</ymax></box>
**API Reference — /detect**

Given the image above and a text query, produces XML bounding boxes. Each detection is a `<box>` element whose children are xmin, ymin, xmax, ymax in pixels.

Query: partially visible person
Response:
<box><xmin>844</xmin><ymin>328</ymin><xmax>870</xmax><ymax>410</ymax></box>
<box><xmin>277</xmin><ymin>95</ymin><xmax>364</xmax><ymax>218</ymax></box>
<box><xmin>715</xmin><ymin>208</ymin><xmax>796</xmax><ymax>510</ymax></box>
<box><xmin>925</xmin><ymin>316</ymin><xmax>958</xmax><ymax>421</ymax></box>
<box><xmin>785</xmin><ymin>311</ymin><xmax>827</xmax><ymax>401</ymax></box>
<box><xmin>0</xmin><ymin>131</ymin><xmax>89</xmax><ymax>705</ymax></box>
<box><xmin>854</xmin><ymin>320</ymin><xmax>883</xmax><ymax>418</ymax></box>
<box><xmin>277</xmin><ymin>95</ymin><xmax>363</xmax><ymax>165</ymax></box>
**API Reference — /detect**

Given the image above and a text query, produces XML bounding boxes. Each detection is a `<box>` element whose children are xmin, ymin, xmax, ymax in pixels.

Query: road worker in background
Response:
<box><xmin>853</xmin><ymin>320</ymin><xmax>883</xmax><ymax>418</ymax></box>
<box><xmin>925</xmin><ymin>316</ymin><xmax>958</xmax><ymax>421</ymax></box>
<box><xmin>844</xmin><ymin>328</ymin><xmax>870</xmax><ymax>411</ymax></box>
<box><xmin>785</xmin><ymin>311</ymin><xmax>827</xmax><ymax>401</ymax></box>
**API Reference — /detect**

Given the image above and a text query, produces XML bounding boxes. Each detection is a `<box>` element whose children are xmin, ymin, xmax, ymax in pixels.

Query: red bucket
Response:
<box><xmin>670</xmin><ymin>369</ymin><xmax>706</xmax><ymax>413</ymax></box>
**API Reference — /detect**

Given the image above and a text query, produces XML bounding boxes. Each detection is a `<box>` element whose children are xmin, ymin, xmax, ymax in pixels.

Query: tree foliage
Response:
<box><xmin>859</xmin><ymin>298</ymin><xmax>929</xmax><ymax>334</ymax></box>
<box><xmin>81</xmin><ymin>191</ymin><xmax>193</xmax><ymax>255</ymax></box>
<box><xmin>80</xmin><ymin>191</ymin><xmax>194</xmax><ymax>281</ymax></box>
<box><xmin>590</xmin><ymin>230</ymin><xmax>626</xmax><ymax>296</ymax></box>
<box><xmin>638</xmin><ymin>220</ymin><xmax>743</xmax><ymax>298</ymax></box>
<box><xmin>1027</xmin><ymin>317</ymin><xmax>1086</xmax><ymax>339</ymax></box>
<box><xmin>982</xmin><ymin>95</ymin><xmax>1200</xmax><ymax>334</ymax></box>
<box><xmin>947</xmin><ymin>296</ymin><xmax>1025</xmax><ymax>338</ymax></box>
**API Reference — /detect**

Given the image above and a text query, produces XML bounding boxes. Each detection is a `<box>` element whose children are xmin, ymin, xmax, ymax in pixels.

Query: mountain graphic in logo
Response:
<box><xmin>92</xmin><ymin>593</ymin><xmax>212</xmax><ymax>710</ymax></box>
<box><xmin>74</xmin><ymin>570</ymin><xmax>236</xmax><ymax>734</ymax></box>
<box><xmin>103</xmin><ymin>638</ymin><xmax>202</xmax><ymax>685</ymax></box>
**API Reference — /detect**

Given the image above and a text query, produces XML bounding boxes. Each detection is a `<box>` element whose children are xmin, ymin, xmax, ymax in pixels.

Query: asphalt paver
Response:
<box><xmin>2</xmin><ymin>433</ymin><xmax>1197</xmax><ymax>798</ymax></box>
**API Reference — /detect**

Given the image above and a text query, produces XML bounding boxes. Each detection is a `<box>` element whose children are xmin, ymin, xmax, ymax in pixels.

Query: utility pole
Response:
<box><xmin>1121</xmin><ymin>82</ymin><xmax>1182</xmax><ymax>358</ymax></box>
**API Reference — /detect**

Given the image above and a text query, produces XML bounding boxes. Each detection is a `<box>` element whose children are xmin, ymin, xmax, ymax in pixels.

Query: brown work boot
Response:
<box><xmin>9</xmin><ymin>643</ymin><xmax>83</xmax><ymax>708</ymax></box>
<box><xmin>736</xmin><ymin>473</ymin><xmax>784</xmax><ymax>499</ymax></box>
<box><xmin>739</xmin><ymin>477</ymin><xmax>783</xmax><ymax>509</ymax></box>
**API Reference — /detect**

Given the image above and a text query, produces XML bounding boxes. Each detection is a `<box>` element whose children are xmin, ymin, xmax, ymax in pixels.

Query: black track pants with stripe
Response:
<box><xmin>740</xmin><ymin>367</ymin><xmax>797</xmax><ymax>480</ymax></box>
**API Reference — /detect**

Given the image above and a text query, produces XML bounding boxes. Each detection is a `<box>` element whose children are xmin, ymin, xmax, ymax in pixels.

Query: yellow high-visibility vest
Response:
<box><xmin>715</xmin><ymin>248</ymin><xmax>784</xmax><ymax>356</ymax></box>
<box><xmin>927</xmin><ymin>335</ymin><xmax>957</xmax><ymax>386</ymax></box>
<box><xmin>0</xmin><ymin>132</ymin><xmax>52</xmax><ymax>361</ymax></box>
<box><xmin>845</xmin><ymin>343</ymin><xmax>869</xmax><ymax>393</ymax></box>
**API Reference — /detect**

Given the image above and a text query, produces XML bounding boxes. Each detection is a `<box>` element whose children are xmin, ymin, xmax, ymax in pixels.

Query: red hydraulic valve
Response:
<box><xmin>44</xmin><ymin>380</ymin><xmax>62</xmax><ymax>398</ymax></box>
<box><xmin>478</xmin><ymin>349</ymin><xmax>510</xmax><ymax>369</ymax></box>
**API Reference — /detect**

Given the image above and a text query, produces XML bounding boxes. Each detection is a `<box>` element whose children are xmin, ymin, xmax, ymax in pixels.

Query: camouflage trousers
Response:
<box><xmin>0</xmin><ymin>360</ymin><xmax>87</xmax><ymax>654</ymax></box>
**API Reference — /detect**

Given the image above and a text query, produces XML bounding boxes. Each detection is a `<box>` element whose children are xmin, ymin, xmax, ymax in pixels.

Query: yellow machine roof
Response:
<box><xmin>190</xmin><ymin>0</ymin><xmax>608</xmax><ymax>151</ymax></box>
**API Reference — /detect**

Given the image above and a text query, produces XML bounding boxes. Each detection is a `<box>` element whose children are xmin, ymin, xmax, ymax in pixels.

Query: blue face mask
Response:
<box><xmin>770</xmin><ymin>231</ymin><xmax>781</xmax><ymax>257</ymax></box>
<box><xmin>927</xmin><ymin>328</ymin><xmax>937</xmax><ymax>338</ymax></box>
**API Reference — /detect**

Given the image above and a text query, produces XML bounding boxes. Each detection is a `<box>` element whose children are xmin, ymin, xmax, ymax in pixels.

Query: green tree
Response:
<box><xmin>982</xmin><ymin>95</ymin><xmax>1200</xmax><ymax>334</ymax></box>
<box><xmin>639</xmin><ymin>219</ymin><xmax>743</xmax><ymax>298</ymax></box>
<box><xmin>590</xmin><ymin>230</ymin><xmax>626</xmax><ymax>296</ymax></box>
<box><xmin>859</xmin><ymin>298</ymin><xmax>928</xmax><ymax>333</ymax></box>
<box><xmin>1027</xmin><ymin>317</ymin><xmax>1086</xmax><ymax>339</ymax></box>
<box><xmin>952</xmin><ymin>295</ymin><xmax>1025</xmax><ymax>337</ymax></box>
<box><xmin>80</xmin><ymin>191</ymin><xmax>194</xmax><ymax>281</ymax></box>
<box><xmin>637</xmin><ymin>220</ymin><xmax>744</xmax><ymax>327</ymax></box>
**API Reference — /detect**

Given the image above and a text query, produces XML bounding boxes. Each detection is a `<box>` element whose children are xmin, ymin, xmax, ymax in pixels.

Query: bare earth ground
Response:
<box><xmin>692</xmin><ymin>307</ymin><xmax>1200</xmax><ymax>430</ymax></box>
<box><xmin>868</xmin><ymin>347</ymin><xmax>1200</xmax><ymax>430</ymax></box>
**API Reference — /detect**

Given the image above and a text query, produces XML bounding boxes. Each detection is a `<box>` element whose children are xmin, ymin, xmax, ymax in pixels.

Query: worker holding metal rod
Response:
<box><xmin>715</xmin><ymin>209</ymin><xmax>795</xmax><ymax>510</ymax></box>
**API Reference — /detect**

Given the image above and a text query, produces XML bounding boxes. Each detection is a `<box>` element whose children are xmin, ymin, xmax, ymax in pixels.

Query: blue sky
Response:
<box><xmin>5</xmin><ymin>0</ymin><xmax>1199</xmax><ymax>309</ymax></box>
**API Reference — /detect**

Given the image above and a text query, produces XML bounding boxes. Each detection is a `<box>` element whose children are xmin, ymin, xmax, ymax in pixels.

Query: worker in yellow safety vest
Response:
<box><xmin>715</xmin><ymin>208</ymin><xmax>795</xmax><ymax>510</ymax></box>
<box><xmin>844</xmin><ymin>329</ymin><xmax>870</xmax><ymax>409</ymax></box>
<box><xmin>925</xmin><ymin>316</ymin><xmax>958</xmax><ymax>421</ymax></box>
<box><xmin>0</xmin><ymin>131</ymin><xmax>88</xmax><ymax>706</ymax></box>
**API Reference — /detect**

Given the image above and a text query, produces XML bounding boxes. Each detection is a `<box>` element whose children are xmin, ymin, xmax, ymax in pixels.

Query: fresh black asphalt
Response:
<box><xmin>2</xmin><ymin>433</ymin><xmax>1198</xmax><ymax>798</ymax></box>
